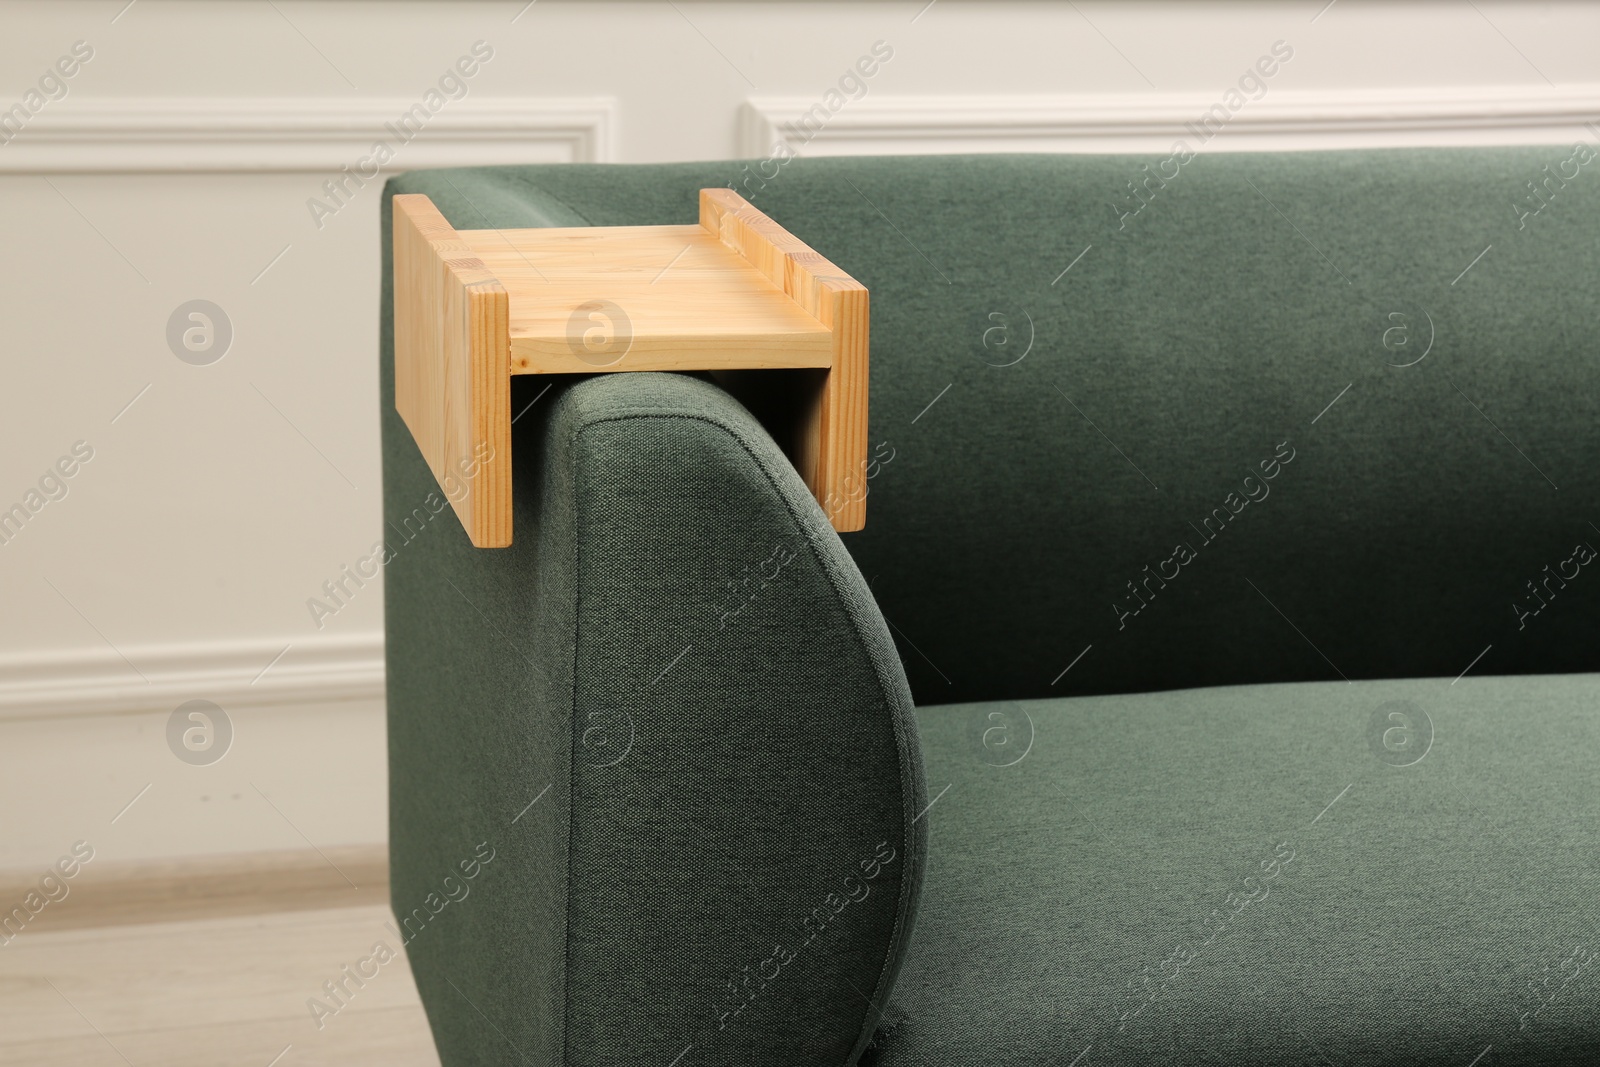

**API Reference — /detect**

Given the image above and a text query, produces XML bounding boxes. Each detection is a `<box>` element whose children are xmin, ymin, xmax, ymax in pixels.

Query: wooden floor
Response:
<box><xmin>0</xmin><ymin>850</ymin><xmax>441</xmax><ymax>1066</ymax></box>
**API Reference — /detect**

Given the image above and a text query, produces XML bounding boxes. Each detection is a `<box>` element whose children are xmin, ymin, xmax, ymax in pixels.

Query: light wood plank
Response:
<box><xmin>461</xmin><ymin>225</ymin><xmax>834</xmax><ymax>374</ymax></box>
<box><xmin>393</xmin><ymin>194</ymin><xmax>512</xmax><ymax>548</ymax></box>
<box><xmin>394</xmin><ymin>190</ymin><xmax>869</xmax><ymax>538</ymax></box>
<box><xmin>0</xmin><ymin>903</ymin><xmax>438</xmax><ymax>1066</ymax></box>
<box><xmin>699</xmin><ymin>188</ymin><xmax>870</xmax><ymax>531</ymax></box>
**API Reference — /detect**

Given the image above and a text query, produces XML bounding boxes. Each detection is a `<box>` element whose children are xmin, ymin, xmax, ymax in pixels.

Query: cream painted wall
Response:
<box><xmin>2</xmin><ymin>0</ymin><xmax>1597</xmax><ymax>868</ymax></box>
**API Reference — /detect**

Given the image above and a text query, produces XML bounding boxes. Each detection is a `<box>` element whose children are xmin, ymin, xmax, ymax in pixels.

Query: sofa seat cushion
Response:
<box><xmin>866</xmin><ymin>672</ymin><xmax>1600</xmax><ymax>1067</ymax></box>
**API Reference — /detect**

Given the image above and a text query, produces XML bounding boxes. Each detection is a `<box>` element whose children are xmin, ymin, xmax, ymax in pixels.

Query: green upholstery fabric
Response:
<box><xmin>383</xmin><ymin>150</ymin><xmax>1600</xmax><ymax>1065</ymax></box>
<box><xmin>384</xmin><ymin>151</ymin><xmax>1600</xmax><ymax>708</ymax></box>
<box><xmin>383</xmin><ymin>187</ymin><xmax>927</xmax><ymax>1062</ymax></box>
<box><xmin>867</xmin><ymin>672</ymin><xmax>1600</xmax><ymax>1066</ymax></box>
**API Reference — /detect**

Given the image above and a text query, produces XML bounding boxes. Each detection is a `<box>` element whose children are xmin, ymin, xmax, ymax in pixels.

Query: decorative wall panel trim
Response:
<box><xmin>741</xmin><ymin>88</ymin><xmax>1600</xmax><ymax>157</ymax></box>
<box><xmin>0</xmin><ymin>633</ymin><xmax>383</xmax><ymax>720</ymax></box>
<box><xmin>0</xmin><ymin>97</ymin><xmax>615</xmax><ymax>172</ymax></box>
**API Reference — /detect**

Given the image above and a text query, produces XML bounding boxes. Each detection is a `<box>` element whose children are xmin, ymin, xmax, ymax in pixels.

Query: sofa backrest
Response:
<box><xmin>427</xmin><ymin>150</ymin><xmax>1600</xmax><ymax>707</ymax></box>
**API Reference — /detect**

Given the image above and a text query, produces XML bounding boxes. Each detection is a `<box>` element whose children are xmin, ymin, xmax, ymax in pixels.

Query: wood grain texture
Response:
<box><xmin>0</xmin><ymin>902</ymin><xmax>437</xmax><ymax>1066</ymax></box>
<box><xmin>393</xmin><ymin>194</ymin><xmax>512</xmax><ymax>548</ymax></box>
<box><xmin>700</xmin><ymin>188</ymin><xmax>870</xmax><ymax>531</ymax></box>
<box><xmin>461</xmin><ymin>224</ymin><xmax>834</xmax><ymax>374</ymax></box>
<box><xmin>395</xmin><ymin>190</ymin><xmax>868</xmax><ymax>538</ymax></box>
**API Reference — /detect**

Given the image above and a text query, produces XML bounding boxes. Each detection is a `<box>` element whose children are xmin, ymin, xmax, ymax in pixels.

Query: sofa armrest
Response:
<box><xmin>383</xmin><ymin>359</ymin><xmax>926</xmax><ymax>1064</ymax></box>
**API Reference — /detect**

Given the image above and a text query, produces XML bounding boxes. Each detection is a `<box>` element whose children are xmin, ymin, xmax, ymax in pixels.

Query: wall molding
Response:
<box><xmin>0</xmin><ymin>97</ymin><xmax>615</xmax><ymax>172</ymax></box>
<box><xmin>0</xmin><ymin>846</ymin><xmax>388</xmax><ymax>933</ymax></box>
<box><xmin>0</xmin><ymin>632</ymin><xmax>384</xmax><ymax>721</ymax></box>
<box><xmin>741</xmin><ymin>86</ymin><xmax>1600</xmax><ymax>157</ymax></box>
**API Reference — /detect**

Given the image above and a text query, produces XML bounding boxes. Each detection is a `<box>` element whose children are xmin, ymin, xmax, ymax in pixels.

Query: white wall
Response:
<box><xmin>3</xmin><ymin>0</ymin><xmax>1598</xmax><ymax>869</ymax></box>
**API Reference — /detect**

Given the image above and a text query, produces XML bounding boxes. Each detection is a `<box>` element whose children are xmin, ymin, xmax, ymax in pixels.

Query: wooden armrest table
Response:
<box><xmin>393</xmin><ymin>189</ymin><xmax>869</xmax><ymax>547</ymax></box>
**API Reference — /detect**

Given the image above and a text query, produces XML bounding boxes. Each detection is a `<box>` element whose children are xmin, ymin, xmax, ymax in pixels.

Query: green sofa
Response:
<box><xmin>382</xmin><ymin>150</ymin><xmax>1600</xmax><ymax>1066</ymax></box>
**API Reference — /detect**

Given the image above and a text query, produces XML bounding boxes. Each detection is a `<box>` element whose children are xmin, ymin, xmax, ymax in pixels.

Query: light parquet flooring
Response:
<box><xmin>0</xmin><ymin>900</ymin><xmax>441</xmax><ymax>1066</ymax></box>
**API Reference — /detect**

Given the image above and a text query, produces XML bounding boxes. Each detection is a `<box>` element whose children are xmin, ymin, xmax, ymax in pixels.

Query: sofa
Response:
<box><xmin>381</xmin><ymin>148</ymin><xmax>1600</xmax><ymax>1066</ymax></box>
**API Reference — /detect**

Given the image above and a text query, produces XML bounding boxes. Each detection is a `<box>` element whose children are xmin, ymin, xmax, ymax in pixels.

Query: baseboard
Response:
<box><xmin>741</xmin><ymin>86</ymin><xmax>1600</xmax><ymax>157</ymax></box>
<box><xmin>0</xmin><ymin>97</ymin><xmax>615</xmax><ymax>172</ymax></box>
<box><xmin>0</xmin><ymin>633</ymin><xmax>383</xmax><ymax>721</ymax></box>
<box><xmin>0</xmin><ymin>846</ymin><xmax>388</xmax><ymax>938</ymax></box>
